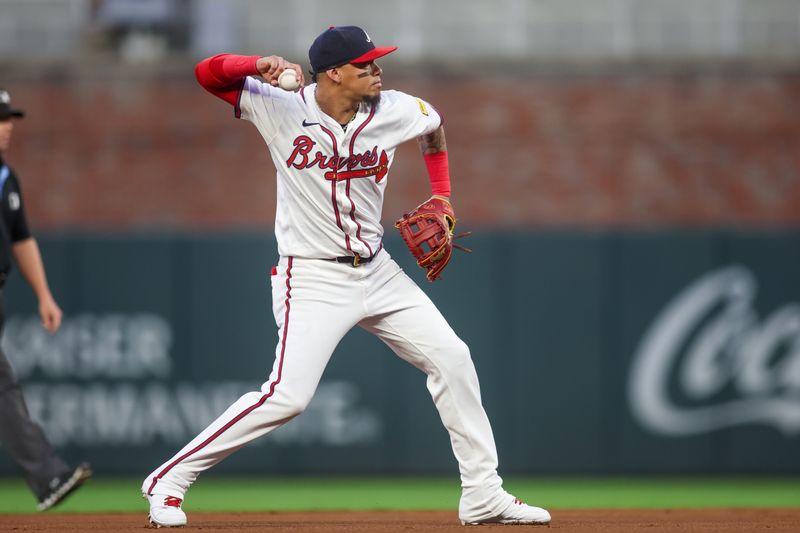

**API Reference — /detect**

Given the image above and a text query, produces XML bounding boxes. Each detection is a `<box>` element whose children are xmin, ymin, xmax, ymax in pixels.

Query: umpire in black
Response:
<box><xmin>0</xmin><ymin>88</ymin><xmax>91</xmax><ymax>510</ymax></box>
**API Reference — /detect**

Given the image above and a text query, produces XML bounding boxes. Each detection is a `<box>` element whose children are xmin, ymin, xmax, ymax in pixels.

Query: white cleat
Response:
<box><xmin>461</xmin><ymin>498</ymin><xmax>551</xmax><ymax>526</ymax></box>
<box><xmin>145</xmin><ymin>493</ymin><xmax>188</xmax><ymax>528</ymax></box>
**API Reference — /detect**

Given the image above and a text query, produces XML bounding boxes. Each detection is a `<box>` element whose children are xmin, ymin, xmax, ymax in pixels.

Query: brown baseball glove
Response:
<box><xmin>395</xmin><ymin>196</ymin><xmax>472</xmax><ymax>282</ymax></box>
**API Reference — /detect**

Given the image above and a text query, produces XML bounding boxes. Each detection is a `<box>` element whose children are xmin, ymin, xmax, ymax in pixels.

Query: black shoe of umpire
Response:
<box><xmin>36</xmin><ymin>462</ymin><xmax>93</xmax><ymax>511</ymax></box>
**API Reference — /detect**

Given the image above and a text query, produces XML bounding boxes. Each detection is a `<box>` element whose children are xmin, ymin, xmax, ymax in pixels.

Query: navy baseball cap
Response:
<box><xmin>309</xmin><ymin>26</ymin><xmax>397</xmax><ymax>74</ymax></box>
<box><xmin>0</xmin><ymin>89</ymin><xmax>24</xmax><ymax>120</ymax></box>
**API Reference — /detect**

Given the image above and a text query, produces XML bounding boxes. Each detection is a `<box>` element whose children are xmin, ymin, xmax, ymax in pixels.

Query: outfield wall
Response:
<box><xmin>3</xmin><ymin>73</ymin><xmax>799</xmax><ymax>231</ymax></box>
<box><xmin>0</xmin><ymin>230</ymin><xmax>798</xmax><ymax>476</ymax></box>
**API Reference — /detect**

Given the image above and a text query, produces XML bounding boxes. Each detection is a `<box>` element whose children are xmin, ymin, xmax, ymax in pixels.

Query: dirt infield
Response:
<box><xmin>1</xmin><ymin>509</ymin><xmax>798</xmax><ymax>532</ymax></box>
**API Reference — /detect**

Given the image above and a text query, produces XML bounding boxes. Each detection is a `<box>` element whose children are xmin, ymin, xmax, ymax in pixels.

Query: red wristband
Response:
<box><xmin>424</xmin><ymin>151</ymin><xmax>451</xmax><ymax>197</ymax></box>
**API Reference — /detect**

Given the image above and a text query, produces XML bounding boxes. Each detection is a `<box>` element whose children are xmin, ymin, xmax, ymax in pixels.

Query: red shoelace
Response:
<box><xmin>163</xmin><ymin>496</ymin><xmax>183</xmax><ymax>508</ymax></box>
<box><xmin>513</xmin><ymin>498</ymin><xmax>526</xmax><ymax>505</ymax></box>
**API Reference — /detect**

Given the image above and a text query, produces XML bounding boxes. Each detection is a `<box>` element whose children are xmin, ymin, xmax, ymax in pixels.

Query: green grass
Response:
<box><xmin>0</xmin><ymin>476</ymin><xmax>798</xmax><ymax>514</ymax></box>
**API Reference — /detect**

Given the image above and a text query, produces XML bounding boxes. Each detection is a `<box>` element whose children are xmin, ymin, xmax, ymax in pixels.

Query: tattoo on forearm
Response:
<box><xmin>417</xmin><ymin>126</ymin><xmax>447</xmax><ymax>154</ymax></box>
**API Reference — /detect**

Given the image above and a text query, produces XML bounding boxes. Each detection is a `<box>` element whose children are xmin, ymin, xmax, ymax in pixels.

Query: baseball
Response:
<box><xmin>278</xmin><ymin>68</ymin><xmax>300</xmax><ymax>91</ymax></box>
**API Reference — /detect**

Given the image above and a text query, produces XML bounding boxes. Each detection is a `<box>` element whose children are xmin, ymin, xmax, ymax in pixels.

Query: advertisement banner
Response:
<box><xmin>0</xmin><ymin>231</ymin><xmax>798</xmax><ymax>475</ymax></box>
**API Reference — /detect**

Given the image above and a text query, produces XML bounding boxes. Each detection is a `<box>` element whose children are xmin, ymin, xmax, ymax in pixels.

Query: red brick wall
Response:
<box><xmin>4</xmin><ymin>72</ymin><xmax>799</xmax><ymax>230</ymax></box>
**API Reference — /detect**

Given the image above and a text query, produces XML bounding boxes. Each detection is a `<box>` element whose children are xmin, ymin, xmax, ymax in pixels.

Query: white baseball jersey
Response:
<box><xmin>143</xmin><ymin>67</ymin><xmax>542</xmax><ymax>526</ymax></box>
<box><xmin>237</xmin><ymin>79</ymin><xmax>442</xmax><ymax>259</ymax></box>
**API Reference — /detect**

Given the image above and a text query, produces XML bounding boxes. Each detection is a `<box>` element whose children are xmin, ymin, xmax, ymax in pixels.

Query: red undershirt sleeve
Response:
<box><xmin>194</xmin><ymin>54</ymin><xmax>261</xmax><ymax>106</ymax></box>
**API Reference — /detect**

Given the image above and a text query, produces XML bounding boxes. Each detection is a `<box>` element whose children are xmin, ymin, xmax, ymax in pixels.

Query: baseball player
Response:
<box><xmin>142</xmin><ymin>26</ymin><xmax>550</xmax><ymax>527</ymax></box>
<box><xmin>0</xmin><ymin>88</ymin><xmax>92</xmax><ymax>510</ymax></box>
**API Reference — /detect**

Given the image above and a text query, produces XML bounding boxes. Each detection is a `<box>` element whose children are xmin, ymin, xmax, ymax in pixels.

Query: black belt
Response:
<box><xmin>331</xmin><ymin>254</ymin><xmax>375</xmax><ymax>267</ymax></box>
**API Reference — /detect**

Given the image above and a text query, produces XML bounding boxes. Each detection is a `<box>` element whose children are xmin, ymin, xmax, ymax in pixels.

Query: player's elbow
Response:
<box><xmin>194</xmin><ymin>57</ymin><xmax>215</xmax><ymax>88</ymax></box>
<box><xmin>194</xmin><ymin>55</ymin><xmax>229</xmax><ymax>89</ymax></box>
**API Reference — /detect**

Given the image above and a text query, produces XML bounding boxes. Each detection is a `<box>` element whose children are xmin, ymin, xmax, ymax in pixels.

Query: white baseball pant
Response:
<box><xmin>143</xmin><ymin>250</ymin><xmax>511</xmax><ymax>519</ymax></box>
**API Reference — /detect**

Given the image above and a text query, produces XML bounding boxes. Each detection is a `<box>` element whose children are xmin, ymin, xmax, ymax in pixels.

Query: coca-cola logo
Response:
<box><xmin>628</xmin><ymin>266</ymin><xmax>800</xmax><ymax>436</ymax></box>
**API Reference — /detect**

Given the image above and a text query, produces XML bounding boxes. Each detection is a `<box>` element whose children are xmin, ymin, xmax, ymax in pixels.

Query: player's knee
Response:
<box><xmin>450</xmin><ymin>337</ymin><xmax>471</xmax><ymax>361</ymax></box>
<box><xmin>248</xmin><ymin>388</ymin><xmax>309</xmax><ymax>419</ymax></box>
<box><xmin>281</xmin><ymin>390</ymin><xmax>315</xmax><ymax>417</ymax></box>
<box><xmin>437</xmin><ymin>338</ymin><xmax>474</xmax><ymax>374</ymax></box>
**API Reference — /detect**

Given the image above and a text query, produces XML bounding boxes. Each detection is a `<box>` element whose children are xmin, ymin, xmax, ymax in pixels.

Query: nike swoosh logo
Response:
<box><xmin>302</xmin><ymin>119</ymin><xmax>319</xmax><ymax>127</ymax></box>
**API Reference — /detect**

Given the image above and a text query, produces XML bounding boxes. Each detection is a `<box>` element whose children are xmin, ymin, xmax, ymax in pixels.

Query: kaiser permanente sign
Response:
<box><xmin>0</xmin><ymin>232</ymin><xmax>797</xmax><ymax>475</ymax></box>
<box><xmin>4</xmin><ymin>314</ymin><xmax>381</xmax><ymax>448</ymax></box>
<box><xmin>629</xmin><ymin>266</ymin><xmax>800</xmax><ymax>437</ymax></box>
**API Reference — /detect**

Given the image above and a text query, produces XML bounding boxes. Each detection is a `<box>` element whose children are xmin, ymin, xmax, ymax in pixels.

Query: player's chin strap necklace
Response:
<box><xmin>341</xmin><ymin>104</ymin><xmax>359</xmax><ymax>132</ymax></box>
<box><xmin>314</xmin><ymin>86</ymin><xmax>360</xmax><ymax>132</ymax></box>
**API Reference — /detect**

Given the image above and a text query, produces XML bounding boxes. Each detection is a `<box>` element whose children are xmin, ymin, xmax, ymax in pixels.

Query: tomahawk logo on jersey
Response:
<box><xmin>236</xmin><ymin>77</ymin><xmax>441</xmax><ymax>260</ymax></box>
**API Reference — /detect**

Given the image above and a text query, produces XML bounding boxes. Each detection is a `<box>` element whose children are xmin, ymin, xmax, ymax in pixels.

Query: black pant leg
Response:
<box><xmin>0</xmin><ymin>342</ymin><xmax>70</xmax><ymax>500</ymax></box>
